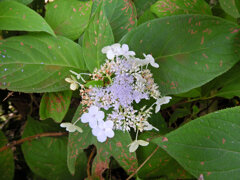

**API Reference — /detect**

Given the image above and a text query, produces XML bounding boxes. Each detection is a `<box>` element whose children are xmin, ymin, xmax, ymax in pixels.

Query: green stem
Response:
<box><xmin>185</xmin><ymin>95</ymin><xmax>216</xmax><ymax>103</ymax></box>
<box><xmin>106</xmin><ymin>74</ymin><xmax>113</xmax><ymax>84</ymax></box>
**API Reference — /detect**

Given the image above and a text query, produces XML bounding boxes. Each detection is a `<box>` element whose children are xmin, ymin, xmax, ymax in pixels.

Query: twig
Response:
<box><xmin>87</xmin><ymin>146</ymin><xmax>96</xmax><ymax>179</ymax></box>
<box><xmin>3</xmin><ymin>92</ymin><xmax>14</xmax><ymax>101</ymax></box>
<box><xmin>0</xmin><ymin>132</ymin><xmax>68</xmax><ymax>152</ymax></box>
<box><xmin>126</xmin><ymin>146</ymin><xmax>159</xmax><ymax>180</ymax></box>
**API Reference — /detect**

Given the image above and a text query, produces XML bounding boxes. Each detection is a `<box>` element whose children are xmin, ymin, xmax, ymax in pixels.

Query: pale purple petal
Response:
<box><xmin>92</xmin><ymin>127</ymin><xmax>101</xmax><ymax>136</ymax></box>
<box><xmin>89</xmin><ymin>119</ymin><xmax>98</xmax><ymax>129</ymax></box>
<box><xmin>89</xmin><ymin>106</ymin><xmax>99</xmax><ymax>114</ymax></box>
<box><xmin>81</xmin><ymin>113</ymin><xmax>89</xmax><ymax>123</ymax></box>
<box><xmin>97</xmin><ymin>131</ymin><xmax>107</xmax><ymax>142</ymax></box>
<box><xmin>122</xmin><ymin>44</ymin><xmax>129</xmax><ymax>52</ymax></box>
<box><xmin>101</xmin><ymin>46</ymin><xmax>110</xmax><ymax>53</ymax></box>
<box><xmin>105</xmin><ymin>120</ymin><xmax>114</xmax><ymax>129</ymax></box>
<box><xmin>105</xmin><ymin>129</ymin><xmax>114</xmax><ymax>138</ymax></box>
<box><xmin>97</xmin><ymin>120</ymin><xmax>105</xmax><ymax>129</ymax></box>
<box><xmin>107</xmin><ymin>51</ymin><xmax>115</xmax><ymax>59</ymax></box>
<box><xmin>96</xmin><ymin>111</ymin><xmax>105</xmax><ymax>121</ymax></box>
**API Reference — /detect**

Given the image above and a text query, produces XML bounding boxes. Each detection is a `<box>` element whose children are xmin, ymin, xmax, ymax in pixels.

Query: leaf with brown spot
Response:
<box><xmin>39</xmin><ymin>90</ymin><xmax>72</xmax><ymax>123</ymax></box>
<box><xmin>0</xmin><ymin>33</ymin><xmax>87</xmax><ymax>93</ymax></box>
<box><xmin>67</xmin><ymin>105</ymin><xmax>137</xmax><ymax>177</ymax></box>
<box><xmin>45</xmin><ymin>0</ymin><xmax>92</xmax><ymax>40</ymax></box>
<box><xmin>137</xmin><ymin>132</ymin><xmax>193</xmax><ymax>179</ymax></box>
<box><xmin>82</xmin><ymin>2</ymin><xmax>114</xmax><ymax>72</ymax></box>
<box><xmin>0</xmin><ymin>1</ymin><xmax>54</xmax><ymax>35</ymax></box>
<box><xmin>121</xmin><ymin>15</ymin><xmax>240</xmax><ymax>95</ymax></box>
<box><xmin>151</xmin><ymin>0</ymin><xmax>212</xmax><ymax>18</ymax></box>
<box><xmin>92</xmin><ymin>0</ymin><xmax>137</xmax><ymax>42</ymax></box>
<box><xmin>152</xmin><ymin>107</ymin><xmax>240</xmax><ymax>179</ymax></box>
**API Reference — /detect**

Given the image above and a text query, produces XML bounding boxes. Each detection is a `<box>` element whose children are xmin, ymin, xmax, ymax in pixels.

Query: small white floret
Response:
<box><xmin>155</xmin><ymin>96</ymin><xmax>172</xmax><ymax>113</ymax></box>
<box><xmin>128</xmin><ymin>139</ymin><xmax>149</xmax><ymax>152</ymax></box>
<box><xmin>60</xmin><ymin>122</ymin><xmax>83</xmax><ymax>133</ymax></box>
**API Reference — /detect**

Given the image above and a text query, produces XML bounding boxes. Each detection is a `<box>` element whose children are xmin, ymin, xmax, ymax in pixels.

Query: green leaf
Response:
<box><xmin>45</xmin><ymin>0</ymin><xmax>92</xmax><ymax>40</ymax></box>
<box><xmin>83</xmin><ymin>2</ymin><xmax>114</xmax><ymax>72</ymax></box>
<box><xmin>0</xmin><ymin>1</ymin><xmax>54</xmax><ymax>36</ymax></box>
<box><xmin>133</xmin><ymin>0</ymin><xmax>158</xmax><ymax>17</ymax></box>
<box><xmin>151</xmin><ymin>0</ymin><xmax>212</xmax><ymax>18</ymax></box>
<box><xmin>67</xmin><ymin>105</ymin><xmax>137</xmax><ymax>177</ymax></box>
<box><xmin>0</xmin><ymin>130</ymin><xmax>14</xmax><ymax>180</ymax></box>
<box><xmin>203</xmin><ymin>62</ymin><xmax>240</xmax><ymax>99</ymax></box>
<box><xmin>120</xmin><ymin>15</ymin><xmax>240</xmax><ymax>95</ymax></box>
<box><xmin>219</xmin><ymin>0</ymin><xmax>240</xmax><ymax>18</ymax></box>
<box><xmin>137</xmin><ymin>132</ymin><xmax>193</xmax><ymax>179</ymax></box>
<box><xmin>84</xmin><ymin>80</ymin><xmax>103</xmax><ymax>88</ymax></box>
<box><xmin>0</xmin><ymin>34</ymin><xmax>87</xmax><ymax>93</ymax></box>
<box><xmin>92</xmin><ymin>0</ymin><xmax>137</xmax><ymax>42</ymax></box>
<box><xmin>169</xmin><ymin>108</ymin><xmax>191</xmax><ymax>126</ymax></box>
<box><xmin>152</xmin><ymin>107</ymin><xmax>240</xmax><ymax>179</ymax></box>
<box><xmin>0</xmin><ymin>0</ymin><xmax>33</xmax><ymax>5</ymax></box>
<box><xmin>39</xmin><ymin>90</ymin><xmax>72</xmax><ymax>123</ymax></box>
<box><xmin>22</xmin><ymin>117</ymin><xmax>87</xmax><ymax>180</ymax></box>
<box><xmin>138</xmin><ymin>9</ymin><xmax>157</xmax><ymax>25</ymax></box>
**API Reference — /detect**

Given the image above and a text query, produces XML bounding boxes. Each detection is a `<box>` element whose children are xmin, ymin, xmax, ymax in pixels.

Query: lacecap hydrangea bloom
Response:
<box><xmin>61</xmin><ymin>43</ymin><xmax>171</xmax><ymax>152</ymax></box>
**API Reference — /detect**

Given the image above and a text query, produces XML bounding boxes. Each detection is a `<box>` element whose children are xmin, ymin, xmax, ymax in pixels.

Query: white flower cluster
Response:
<box><xmin>61</xmin><ymin>43</ymin><xmax>171</xmax><ymax>152</ymax></box>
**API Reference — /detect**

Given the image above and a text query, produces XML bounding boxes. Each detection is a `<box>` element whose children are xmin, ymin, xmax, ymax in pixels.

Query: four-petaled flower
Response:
<box><xmin>60</xmin><ymin>122</ymin><xmax>83</xmax><ymax>133</ymax></box>
<box><xmin>81</xmin><ymin>105</ymin><xmax>105</xmax><ymax>128</ymax></box>
<box><xmin>143</xmin><ymin>54</ymin><xmax>159</xmax><ymax>68</ymax></box>
<box><xmin>65</xmin><ymin>75</ymin><xmax>79</xmax><ymax>90</ymax></box>
<box><xmin>101</xmin><ymin>43</ymin><xmax>122</xmax><ymax>59</ymax></box>
<box><xmin>128</xmin><ymin>140</ymin><xmax>149</xmax><ymax>152</ymax></box>
<box><xmin>155</xmin><ymin>96</ymin><xmax>172</xmax><ymax>113</ymax></box>
<box><xmin>92</xmin><ymin>120</ymin><xmax>114</xmax><ymax>142</ymax></box>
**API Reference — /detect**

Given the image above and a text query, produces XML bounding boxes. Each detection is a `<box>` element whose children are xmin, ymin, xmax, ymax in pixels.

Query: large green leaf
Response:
<box><xmin>40</xmin><ymin>90</ymin><xmax>72</xmax><ymax>123</ymax></box>
<box><xmin>0</xmin><ymin>130</ymin><xmax>14</xmax><ymax>180</ymax></box>
<box><xmin>219</xmin><ymin>0</ymin><xmax>240</xmax><ymax>18</ymax></box>
<box><xmin>83</xmin><ymin>2</ymin><xmax>114</xmax><ymax>72</ymax></box>
<box><xmin>45</xmin><ymin>0</ymin><xmax>92</xmax><ymax>40</ymax></box>
<box><xmin>92</xmin><ymin>0</ymin><xmax>137</xmax><ymax>42</ymax></box>
<box><xmin>22</xmin><ymin>117</ymin><xmax>87</xmax><ymax>180</ymax></box>
<box><xmin>0</xmin><ymin>1</ymin><xmax>54</xmax><ymax>35</ymax></box>
<box><xmin>0</xmin><ymin>34</ymin><xmax>86</xmax><ymax>93</ymax></box>
<box><xmin>153</xmin><ymin>107</ymin><xmax>240</xmax><ymax>179</ymax></box>
<box><xmin>151</xmin><ymin>0</ymin><xmax>212</xmax><ymax>17</ymax></box>
<box><xmin>137</xmin><ymin>132</ymin><xmax>193</xmax><ymax>179</ymax></box>
<box><xmin>134</xmin><ymin>0</ymin><xmax>158</xmax><ymax>17</ymax></box>
<box><xmin>67</xmin><ymin>105</ymin><xmax>137</xmax><ymax>178</ymax></box>
<box><xmin>120</xmin><ymin>15</ymin><xmax>240</xmax><ymax>95</ymax></box>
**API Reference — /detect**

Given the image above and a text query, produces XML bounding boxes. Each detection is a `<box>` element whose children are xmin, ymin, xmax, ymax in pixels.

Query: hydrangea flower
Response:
<box><xmin>128</xmin><ymin>140</ymin><xmax>149</xmax><ymax>152</ymax></box>
<box><xmin>63</xmin><ymin>43</ymin><xmax>171</xmax><ymax>151</ymax></box>
<box><xmin>155</xmin><ymin>96</ymin><xmax>172</xmax><ymax>113</ymax></box>
<box><xmin>81</xmin><ymin>105</ymin><xmax>105</xmax><ymax>128</ymax></box>
<box><xmin>143</xmin><ymin>53</ymin><xmax>159</xmax><ymax>68</ymax></box>
<box><xmin>65</xmin><ymin>76</ymin><xmax>79</xmax><ymax>90</ymax></box>
<box><xmin>60</xmin><ymin>122</ymin><xmax>83</xmax><ymax>133</ymax></box>
<box><xmin>101</xmin><ymin>43</ymin><xmax>122</xmax><ymax>59</ymax></box>
<box><xmin>92</xmin><ymin>120</ymin><xmax>114</xmax><ymax>142</ymax></box>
